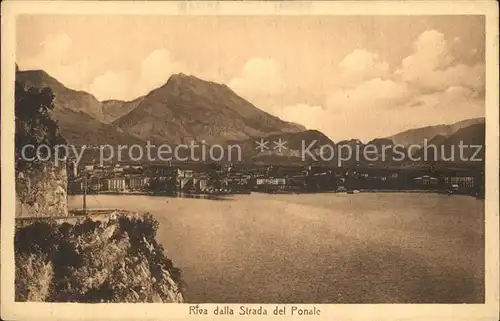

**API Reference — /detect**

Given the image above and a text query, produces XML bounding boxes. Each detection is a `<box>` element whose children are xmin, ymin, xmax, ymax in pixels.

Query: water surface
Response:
<box><xmin>68</xmin><ymin>193</ymin><xmax>484</xmax><ymax>303</ymax></box>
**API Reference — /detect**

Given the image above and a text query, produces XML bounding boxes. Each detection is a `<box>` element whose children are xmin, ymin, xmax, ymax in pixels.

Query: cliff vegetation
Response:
<box><xmin>15</xmin><ymin>213</ymin><xmax>186</xmax><ymax>303</ymax></box>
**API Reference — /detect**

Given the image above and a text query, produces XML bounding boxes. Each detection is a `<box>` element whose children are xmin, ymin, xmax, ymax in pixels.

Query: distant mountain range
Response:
<box><xmin>15</xmin><ymin>66</ymin><xmax>485</xmax><ymax>166</ymax></box>
<box><xmin>410</xmin><ymin>122</ymin><xmax>485</xmax><ymax>163</ymax></box>
<box><xmin>385</xmin><ymin>118</ymin><xmax>485</xmax><ymax>146</ymax></box>
<box><xmin>16</xmin><ymin>69</ymin><xmax>145</xmax><ymax>147</ymax></box>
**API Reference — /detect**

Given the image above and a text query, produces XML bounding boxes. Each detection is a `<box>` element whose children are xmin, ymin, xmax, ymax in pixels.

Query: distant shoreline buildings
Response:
<box><xmin>67</xmin><ymin>162</ymin><xmax>485</xmax><ymax>198</ymax></box>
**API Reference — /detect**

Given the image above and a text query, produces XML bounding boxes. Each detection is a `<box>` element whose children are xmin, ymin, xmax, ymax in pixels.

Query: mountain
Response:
<box><xmin>16</xmin><ymin>70</ymin><xmax>104</xmax><ymax>121</ymax></box>
<box><xmin>367</xmin><ymin>138</ymin><xmax>394</xmax><ymax>147</ymax></box>
<box><xmin>15</xmin><ymin>68</ymin><xmax>312</xmax><ymax>164</ymax></box>
<box><xmin>20</xmin><ymin>67</ymin><xmax>483</xmax><ymax>167</ymax></box>
<box><xmin>387</xmin><ymin>118</ymin><xmax>485</xmax><ymax>146</ymax></box>
<box><xmin>410</xmin><ymin>123</ymin><xmax>485</xmax><ymax>164</ymax></box>
<box><xmin>17</xmin><ymin>68</ymin><xmax>307</xmax><ymax>148</ymax></box>
<box><xmin>113</xmin><ymin>73</ymin><xmax>306</xmax><ymax>145</ymax></box>
<box><xmin>101</xmin><ymin>97</ymin><xmax>145</xmax><ymax>123</ymax></box>
<box><xmin>16</xmin><ymin>69</ymin><xmax>145</xmax><ymax>150</ymax></box>
<box><xmin>51</xmin><ymin>108</ymin><xmax>145</xmax><ymax>147</ymax></box>
<box><xmin>223</xmin><ymin>129</ymin><xmax>334</xmax><ymax>163</ymax></box>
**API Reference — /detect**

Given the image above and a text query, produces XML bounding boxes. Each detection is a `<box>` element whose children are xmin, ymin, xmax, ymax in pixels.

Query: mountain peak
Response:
<box><xmin>166</xmin><ymin>72</ymin><xmax>223</xmax><ymax>89</ymax></box>
<box><xmin>170</xmin><ymin>72</ymin><xmax>194</xmax><ymax>80</ymax></box>
<box><xmin>168</xmin><ymin>72</ymin><xmax>205</xmax><ymax>83</ymax></box>
<box><xmin>16</xmin><ymin>69</ymin><xmax>66</xmax><ymax>90</ymax></box>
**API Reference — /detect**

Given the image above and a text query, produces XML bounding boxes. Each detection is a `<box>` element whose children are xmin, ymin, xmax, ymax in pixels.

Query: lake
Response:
<box><xmin>68</xmin><ymin>192</ymin><xmax>484</xmax><ymax>303</ymax></box>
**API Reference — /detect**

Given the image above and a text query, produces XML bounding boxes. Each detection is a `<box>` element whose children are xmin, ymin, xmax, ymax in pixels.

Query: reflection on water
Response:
<box><xmin>152</xmin><ymin>192</ymin><xmax>232</xmax><ymax>201</ymax></box>
<box><xmin>68</xmin><ymin>193</ymin><xmax>485</xmax><ymax>303</ymax></box>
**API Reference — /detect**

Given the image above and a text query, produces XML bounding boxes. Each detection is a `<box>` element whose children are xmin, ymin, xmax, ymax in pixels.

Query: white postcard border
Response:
<box><xmin>1</xmin><ymin>1</ymin><xmax>499</xmax><ymax>321</ymax></box>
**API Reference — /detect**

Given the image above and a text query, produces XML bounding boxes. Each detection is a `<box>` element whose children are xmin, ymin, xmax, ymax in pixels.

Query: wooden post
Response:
<box><xmin>83</xmin><ymin>174</ymin><xmax>87</xmax><ymax>215</ymax></box>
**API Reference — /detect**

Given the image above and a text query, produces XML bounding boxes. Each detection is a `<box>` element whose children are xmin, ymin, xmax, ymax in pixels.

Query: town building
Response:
<box><xmin>193</xmin><ymin>176</ymin><xmax>208</xmax><ymax>192</ymax></box>
<box><xmin>88</xmin><ymin>177</ymin><xmax>104</xmax><ymax>192</ymax></box>
<box><xmin>256</xmin><ymin>177</ymin><xmax>286</xmax><ymax>185</ymax></box>
<box><xmin>105</xmin><ymin>177</ymin><xmax>126</xmax><ymax>191</ymax></box>
<box><xmin>177</xmin><ymin>168</ymin><xmax>194</xmax><ymax>178</ymax></box>
<box><xmin>413</xmin><ymin>175</ymin><xmax>439</xmax><ymax>185</ymax></box>
<box><xmin>127</xmin><ymin>176</ymin><xmax>149</xmax><ymax>190</ymax></box>
<box><xmin>442</xmin><ymin>172</ymin><xmax>479</xmax><ymax>191</ymax></box>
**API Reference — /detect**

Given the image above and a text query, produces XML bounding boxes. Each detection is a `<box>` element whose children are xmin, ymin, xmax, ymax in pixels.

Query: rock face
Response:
<box><xmin>16</xmin><ymin>162</ymin><xmax>68</xmax><ymax>217</ymax></box>
<box><xmin>15</xmin><ymin>214</ymin><xmax>186</xmax><ymax>303</ymax></box>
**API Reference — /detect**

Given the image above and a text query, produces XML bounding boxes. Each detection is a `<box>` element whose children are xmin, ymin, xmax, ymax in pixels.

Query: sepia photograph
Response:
<box><xmin>1</xmin><ymin>1</ymin><xmax>499</xmax><ymax>320</ymax></box>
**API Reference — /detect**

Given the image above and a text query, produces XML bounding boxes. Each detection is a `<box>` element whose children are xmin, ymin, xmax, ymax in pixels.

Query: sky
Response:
<box><xmin>16</xmin><ymin>15</ymin><xmax>485</xmax><ymax>141</ymax></box>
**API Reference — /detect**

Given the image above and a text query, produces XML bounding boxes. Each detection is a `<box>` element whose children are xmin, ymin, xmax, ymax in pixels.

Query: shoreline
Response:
<box><xmin>68</xmin><ymin>189</ymin><xmax>482</xmax><ymax>198</ymax></box>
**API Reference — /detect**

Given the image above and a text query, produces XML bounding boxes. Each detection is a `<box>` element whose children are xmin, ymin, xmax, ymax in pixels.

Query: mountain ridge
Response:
<box><xmin>386</xmin><ymin>117</ymin><xmax>485</xmax><ymax>146</ymax></box>
<box><xmin>16</xmin><ymin>68</ymin><xmax>307</xmax><ymax>146</ymax></box>
<box><xmin>15</xmin><ymin>66</ymin><xmax>485</xmax><ymax>166</ymax></box>
<box><xmin>112</xmin><ymin>72</ymin><xmax>306</xmax><ymax>145</ymax></box>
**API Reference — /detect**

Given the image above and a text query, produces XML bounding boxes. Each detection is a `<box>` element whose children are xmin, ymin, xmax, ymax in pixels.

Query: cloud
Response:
<box><xmin>395</xmin><ymin>29</ymin><xmax>484</xmax><ymax>92</ymax></box>
<box><xmin>327</xmin><ymin>29</ymin><xmax>484</xmax><ymax>112</ymax></box>
<box><xmin>318</xmin><ymin>29</ymin><xmax>485</xmax><ymax>140</ymax></box>
<box><xmin>326</xmin><ymin>78</ymin><xmax>410</xmax><ymax>111</ymax></box>
<box><xmin>399</xmin><ymin>29</ymin><xmax>454</xmax><ymax>75</ymax></box>
<box><xmin>228</xmin><ymin>58</ymin><xmax>285</xmax><ymax>99</ymax></box>
<box><xmin>89</xmin><ymin>71</ymin><xmax>133</xmax><ymax>101</ymax></box>
<box><xmin>38</xmin><ymin>33</ymin><xmax>72</xmax><ymax>62</ymax></box>
<box><xmin>337</xmin><ymin>49</ymin><xmax>389</xmax><ymax>86</ymax></box>
<box><xmin>19</xmin><ymin>33</ymin><xmax>92</xmax><ymax>91</ymax></box>
<box><xmin>403</xmin><ymin>85</ymin><xmax>484</xmax><ymax>115</ymax></box>
<box><xmin>20</xmin><ymin>35</ymin><xmax>197</xmax><ymax>100</ymax></box>
<box><xmin>88</xmin><ymin>49</ymin><xmax>191</xmax><ymax>100</ymax></box>
<box><xmin>18</xmin><ymin>28</ymin><xmax>484</xmax><ymax>142</ymax></box>
<box><xmin>325</xmin><ymin>48</ymin><xmax>410</xmax><ymax>114</ymax></box>
<box><xmin>322</xmin><ymin>85</ymin><xmax>484</xmax><ymax>141</ymax></box>
<box><xmin>138</xmin><ymin>49</ymin><xmax>188</xmax><ymax>96</ymax></box>
<box><xmin>276</xmin><ymin>103</ymin><xmax>331</xmax><ymax>132</ymax></box>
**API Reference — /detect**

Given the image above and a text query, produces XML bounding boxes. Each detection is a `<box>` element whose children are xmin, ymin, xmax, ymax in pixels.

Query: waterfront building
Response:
<box><xmin>89</xmin><ymin>177</ymin><xmax>104</xmax><ymax>192</ymax></box>
<box><xmin>128</xmin><ymin>176</ymin><xmax>149</xmax><ymax>190</ymax></box>
<box><xmin>193</xmin><ymin>177</ymin><xmax>208</xmax><ymax>192</ymax></box>
<box><xmin>413</xmin><ymin>175</ymin><xmax>439</xmax><ymax>185</ymax></box>
<box><xmin>105</xmin><ymin>177</ymin><xmax>126</xmax><ymax>191</ymax></box>
<box><xmin>443</xmin><ymin>173</ymin><xmax>479</xmax><ymax>191</ymax></box>
<box><xmin>177</xmin><ymin>168</ymin><xmax>194</xmax><ymax>178</ymax></box>
<box><xmin>256</xmin><ymin>177</ymin><xmax>286</xmax><ymax>185</ymax></box>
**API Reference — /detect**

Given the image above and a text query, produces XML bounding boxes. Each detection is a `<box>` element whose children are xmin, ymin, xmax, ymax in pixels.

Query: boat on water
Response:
<box><xmin>347</xmin><ymin>190</ymin><xmax>360</xmax><ymax>194</ymax></box>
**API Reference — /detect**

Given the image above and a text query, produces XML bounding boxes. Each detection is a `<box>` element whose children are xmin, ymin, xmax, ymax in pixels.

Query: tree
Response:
<box><xmin>15</xmin><ymin>81</ymin><xmax>66</xmax><ymax>170</ymax></box>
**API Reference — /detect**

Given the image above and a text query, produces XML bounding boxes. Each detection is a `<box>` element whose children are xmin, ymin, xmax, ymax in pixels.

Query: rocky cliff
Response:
<box><xmin>15</xmin><ymin>162</ymin><xmax>68</xmax><ymax>217</ymax></box>
<box><xmin>15</xmin><ymin>213</ymin><xmax>186</xmax><ymax>303</ymax></box>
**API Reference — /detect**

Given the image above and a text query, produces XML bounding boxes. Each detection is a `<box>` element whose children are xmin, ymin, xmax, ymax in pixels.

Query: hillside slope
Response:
<box><xmin>16</xmin><ymin>69</ymin><xmax>104</xmax><ymax>121</ymax></box>
<box><xmin>387</xmin><ymin>118</ymin><xmax>485</xmax><ymax>146</ymax></box>
<box><xmin>113</xmin><ymin>73</ymin><xmax>306</xmax><ymax>145</ymax></box>
<box><xmin>411</xmin><ymin>123</ymin><xmax>485</xmax><ymax>163</ymax></box>
<box><xmin>16</xmin><ymin>69</ymin><xmax>145</xmax><ymax>148</ymax></box>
